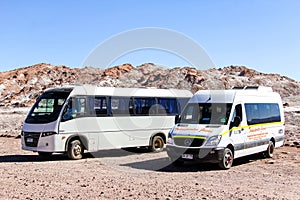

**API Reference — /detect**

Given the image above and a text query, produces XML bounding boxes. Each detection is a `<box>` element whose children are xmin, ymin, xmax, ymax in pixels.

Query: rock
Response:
<box><xmin>266</xmin><ymin>160</ymin><xmax>276</xmax><ymax>164</ymax></box>
<box><xmin>1</xmin><ymin>63</ymin><xmax>300</xmax><ymax>109</ymax></box>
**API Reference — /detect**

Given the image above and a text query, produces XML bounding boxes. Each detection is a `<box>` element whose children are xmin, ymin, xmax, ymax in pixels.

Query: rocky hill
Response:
<box><xmin>0</xmin><ymin>63</ymin><xmax>300</xmax><ymax>107</ymax></box>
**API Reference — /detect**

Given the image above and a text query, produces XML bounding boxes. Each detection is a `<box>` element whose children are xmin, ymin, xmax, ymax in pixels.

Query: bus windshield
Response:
<box><xmin>25</xmin><ymin>91</ymin><xmax>71</xmax><ymax>124</ymax></box>
<box><xmin>179</xmin><ymin>103</ymin><xmax>232</xmax><ymax>125</ymax></box>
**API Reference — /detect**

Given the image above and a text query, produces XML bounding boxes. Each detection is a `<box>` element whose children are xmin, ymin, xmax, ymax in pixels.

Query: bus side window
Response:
<box><xmin>63</xmin><ymin>97</ymin><xmax>87</xmax><ymax>120</ymax></box>
<box><xmin>157</xmin><ymin>98</ymin><xmax>179</xmax><ymax>115</ymax></box>
<box><xmin>111</xmin><ymin>97</ymin><xmax>131</xmax><ymax>116</ymax></box>
<box><xmin>93</xmin><ymin>97</ymin><xmax>108</xmax><ymax>116</ymax></box>
<box><xmin>134</xmin><ymin>98</ymin><xmax>156</xmax><ymax>116</ymax></box>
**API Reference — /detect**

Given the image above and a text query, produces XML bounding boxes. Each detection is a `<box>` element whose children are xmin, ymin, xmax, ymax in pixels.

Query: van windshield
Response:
<box><xmin>179</xmin><ymin>103</ymin><xmax>232</xmax><ymax>125</ymax></box>
<box><xmin>25</xmin><ymin>91</ymin><xmax>71</xmax><ymax>124</ymax></box>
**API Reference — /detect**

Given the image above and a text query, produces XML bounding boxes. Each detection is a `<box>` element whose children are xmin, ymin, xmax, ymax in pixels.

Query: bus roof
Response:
<box><xmin>46</xmin><ymin>85</ymin><xmax>193</xmax><ymax>98</ymax></box>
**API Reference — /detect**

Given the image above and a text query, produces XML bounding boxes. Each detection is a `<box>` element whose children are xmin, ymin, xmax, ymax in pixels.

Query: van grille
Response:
<box><xmin>24</xmin><ymin>132</ymin><xmax>40</xmax><ymax>147</ymax></box>
<box><xmin>174</xmin><ymin>138</ymin><xmax>205</xmax><ymax>147</ymax></box>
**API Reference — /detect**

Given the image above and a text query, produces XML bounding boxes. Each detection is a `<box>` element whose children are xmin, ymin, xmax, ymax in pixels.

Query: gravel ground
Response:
<box><xmin>0</xmin><ymin>138</ymin><xmax>299</xmax><ymax>200</ymax></box>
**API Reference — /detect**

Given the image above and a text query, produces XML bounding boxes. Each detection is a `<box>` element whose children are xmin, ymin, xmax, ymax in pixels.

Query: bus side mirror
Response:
<box><xmin>175</xmin><ymin>114</ymin><xmax>180</xmax><ymax>124</ymax></box>
<box><xmin>230</xmin><ymin>116</ymin><xmax>241</xmax><ymax>129</ymax></box>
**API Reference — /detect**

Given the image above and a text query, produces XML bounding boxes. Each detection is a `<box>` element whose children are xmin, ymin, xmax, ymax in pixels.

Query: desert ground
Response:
<box><xmin>0</xmin><ymin>138</ymin><xmax>299</xmax><ymax>199</ymax></box>
<box><xmin>0</xmin><ymin>96</ymin><xmax>299</xmax><ymax>199</ymax></box>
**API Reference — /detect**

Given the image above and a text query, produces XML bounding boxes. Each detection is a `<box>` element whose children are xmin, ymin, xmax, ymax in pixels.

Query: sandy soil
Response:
<box><xmin>0</xmin><ymin>137</ymin><xmax>299</xmax><ymax>199</ymax></box>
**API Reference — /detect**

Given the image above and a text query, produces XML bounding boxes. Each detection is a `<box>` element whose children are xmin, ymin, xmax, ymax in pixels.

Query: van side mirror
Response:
<box><xmin>175</xmin><ymin>114</ymin><xmax>180</xmax><ymax>124</ymax></box>
<box><xmin>230</xmin><ymin>116</ymin><xmax>241</xmax><ymax>129</ymax></box>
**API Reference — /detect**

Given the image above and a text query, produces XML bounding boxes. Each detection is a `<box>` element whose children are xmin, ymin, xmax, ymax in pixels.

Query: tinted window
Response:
<box><xmin>134</xmin><ymin>97</ymin><xmax>157</xmax><ymax>116</ymax></box>
<box><xmin>157</xmin><ymin>98</ymin><xmax>179</xmax><ymax>114</ymax></box>
<box><xmin>111</xmin><ymin>97</ymin><xmax>133</xmax><ymax>116</ymax></box>
<box><xmin>245</xmin><ymin>103</ymin><xmax>281</xmax><ymax>125</ymax></box>
<box><xmin>89</xmin><ymin>96</ymin><xmax>108</xmax><ymax>116</ymax></box>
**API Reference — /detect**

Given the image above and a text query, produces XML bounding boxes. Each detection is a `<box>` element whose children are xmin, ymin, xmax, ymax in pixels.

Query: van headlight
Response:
<box><xmin>205</xmin><ymin>135</ymin><xmax>222</xmax><ymax>146</ymax></box>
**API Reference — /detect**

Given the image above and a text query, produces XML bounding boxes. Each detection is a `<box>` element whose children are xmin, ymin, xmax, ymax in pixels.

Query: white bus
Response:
<box><xmin>21</xmin><ymin>85</ymin><xmax>192</xmax><ymax>159</ymax></box>
<box><xmin>167</xmin><ymin>86</ymin><xmax>285</xmax><ymax>169</ymax></box>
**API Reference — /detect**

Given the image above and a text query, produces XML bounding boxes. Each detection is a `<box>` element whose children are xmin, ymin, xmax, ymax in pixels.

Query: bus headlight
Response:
<box><xmin>41</xmin><ymin>132</ymin><xmax>57</xmax><ymax>137</ymax></box>
<box><xmin>205</xmin><ymin>135</ymin><xmax>222</xmax><ymax>146</ymax></box>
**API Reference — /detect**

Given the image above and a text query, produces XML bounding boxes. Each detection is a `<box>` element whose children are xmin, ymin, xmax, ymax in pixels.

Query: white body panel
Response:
<box><xmin>167</xmin><ymin>87</ymin><xmax>285</xmax><ymax>162</ymax></box>
<box><xmin>21</xmin><ymin>85</ymin><xmax>192</xmax><ymax>153</ymax></box>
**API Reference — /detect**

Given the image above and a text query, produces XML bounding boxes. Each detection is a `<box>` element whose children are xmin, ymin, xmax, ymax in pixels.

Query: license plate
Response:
<box><xmin>182</xmin><ymin>154</ymin><xmax>193</xmax><ymax>159</ymax></box>
<box><xmin>26</xmin><ymin>138</ymin><xmax>33</xmax><ymax>143</ymax></box>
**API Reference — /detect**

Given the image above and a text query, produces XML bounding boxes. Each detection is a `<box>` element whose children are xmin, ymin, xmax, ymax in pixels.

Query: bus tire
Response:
<box><xmin>218</xmin><ymin>148</ymin><xmax>233</xmax><ymax>170</ymax></box>
<box><xmin>150</xmin><ymin>135</ymin><xmax>164</xmax><ymax>152</ymax></box>
<box><xmin>67</xmin><ymin>139</ymin><xmax>84</xmax><ymax>160</ymax></box>
<box><xmin>264</xmin><ymin>141</ymin><xmax>275</xmax><ymax>158</ymax></box>
<box><xmin>38</xmin><ymin>151</ymin><xmax>52</xmax><ymax>158</ymax></box>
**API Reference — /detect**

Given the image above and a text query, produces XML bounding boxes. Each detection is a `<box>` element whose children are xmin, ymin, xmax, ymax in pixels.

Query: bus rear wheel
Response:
<box><xmin>67</xmin><ymin>139</ymin><xmax>84</xmax><ymax>160</ymax></box>
<box><xmin>150</xmin><ymin>136</ymin><xmax>164</xmax><ymax>152</ymax></box>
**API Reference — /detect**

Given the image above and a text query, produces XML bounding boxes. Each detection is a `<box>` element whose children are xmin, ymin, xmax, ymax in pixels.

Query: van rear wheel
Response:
<box><xmin>67</xmin><ymin>140</ymin><xmax>84</xmax><ymax>160</ymax></box>
<box><xmin>264</xmin><ymin>141</ymin><xmax>275</xmax><ymax>158</ymax></box>
<box><xmin>219</xmin><ymin>148</ymin><xmax>233</xmax><ymax>169</ymax></box>
<box><xmin>150</xmin><ymin>136</ymin><xmax>164</xmax><ymax>152</ymax></box>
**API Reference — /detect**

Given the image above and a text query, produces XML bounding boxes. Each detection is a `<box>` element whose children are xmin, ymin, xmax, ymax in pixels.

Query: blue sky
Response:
<box><xmin>0</xmin><ymin>0</ymin><xmax>299</xmax><ymax>80</ymax></box>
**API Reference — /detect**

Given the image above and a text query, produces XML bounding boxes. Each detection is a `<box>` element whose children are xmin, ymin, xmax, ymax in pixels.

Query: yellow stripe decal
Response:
<box><xmin>173</xmin><ymin>135</ymin><xmax>206</xmax><ymax>140</ymax></box>
<box><xmin>221</xmin><ymin>121</ymin><xmax>284</xmax><ymax>137</ymax></box>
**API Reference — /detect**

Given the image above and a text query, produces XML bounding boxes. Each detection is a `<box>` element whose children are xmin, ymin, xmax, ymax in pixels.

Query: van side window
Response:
<box><xmin>232</xmin><ymin>104</ymin><xmax>243</xmax><ymax>122</ymax></box>
<box><xmin>230</xmin><ymin>104</ymin><xmax>243</xmax><ymax>127</ymax></box>
<box><xmin>245</xmin><ymin>103</ymin><xmax>281</xmax><ymax>125</ymax></box>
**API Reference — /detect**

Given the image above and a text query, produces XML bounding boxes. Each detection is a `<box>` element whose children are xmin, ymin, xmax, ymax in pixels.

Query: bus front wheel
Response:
<box><xmin>67</xmin><ymin>140</ymin><xmax>84</xmax><ymax>160</ymax></box>
<box><xmin>150</xmin><ymin>136</ymin><xmax>164</xmax><ymax>152</ymax></box>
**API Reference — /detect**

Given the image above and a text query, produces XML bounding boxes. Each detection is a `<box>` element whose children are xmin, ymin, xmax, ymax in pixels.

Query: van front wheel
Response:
<box><xmin>67</xmin><ymin>140</ymin><xmax>84</xmax><ymax>160</ymax></box>
<box><xmin>219</xmin><ymin>148</ymin><xmax>233</xmax><ymax>169</ymax></box>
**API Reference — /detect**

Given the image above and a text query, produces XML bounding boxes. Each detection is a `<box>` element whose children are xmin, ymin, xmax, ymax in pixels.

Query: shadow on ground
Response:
<box><xmin>0</xmin><ymin>148</ymin><xmax>151</xmax><ymax>163</ymax></box>
<box><xmin>121</xmin><ymin>153</ymin><xmax>265</xmax><ymax>172</ymax></box>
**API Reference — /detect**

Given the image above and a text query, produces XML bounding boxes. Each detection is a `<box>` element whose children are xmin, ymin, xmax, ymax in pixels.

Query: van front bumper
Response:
<box><xmin>166</xmin><ymin>145</ymin><xmax>225</xmax><ymax>163</ymax></box>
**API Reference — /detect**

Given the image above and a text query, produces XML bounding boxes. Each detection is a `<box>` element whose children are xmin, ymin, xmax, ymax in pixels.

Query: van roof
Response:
<box><xmin>190</xmin><ymin>87</ymin><xmax>279</xmax><ymax>103</ymax></box>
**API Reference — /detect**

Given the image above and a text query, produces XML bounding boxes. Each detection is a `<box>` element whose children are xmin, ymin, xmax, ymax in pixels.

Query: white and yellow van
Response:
<box><xmin>166</xmin><ymin>86</ymin><xmax>285</xmax><ymax>169</ymax></box>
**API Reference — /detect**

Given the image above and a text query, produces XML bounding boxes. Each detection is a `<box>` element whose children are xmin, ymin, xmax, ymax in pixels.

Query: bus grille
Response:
<box><xmin>24</xmin><ymin>132</ymin><xmax>40</xmax><ymax>147</ymax></box>
<box><xmin>174</xmin><ymin>138</ymin><xmax>205</xmax><ymax>147</ymax></box>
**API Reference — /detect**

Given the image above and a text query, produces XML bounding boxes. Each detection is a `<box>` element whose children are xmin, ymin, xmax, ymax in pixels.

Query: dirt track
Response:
<box><xmin>0</xmin><ymin>138</ymin><xmax>299</xmax><ymax>199</ymax></box>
